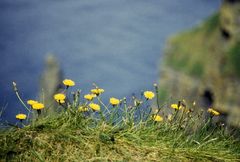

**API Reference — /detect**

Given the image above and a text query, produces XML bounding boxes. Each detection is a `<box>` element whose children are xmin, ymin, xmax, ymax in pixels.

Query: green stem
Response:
<box><xmin>97</xmin><ymin>97</ymin><xmax>110</xmax><ymax>114</ymax></box>
<box><xmin>177</xmin><ymin>110</ymin><xmax>185</xmax><ymax>131</ymax></box>
<box><xmin>154</xmin><ymin>84</ymin><xmax>161</xmax><ymax>111</ymax></box>
<box><xmin>99</xmin><ymin>111</ymin><xmax>105</xmax><ymax>122</ymax></box>
<box><xmin>15</xmin><ymin>90</ymin><xmax>31</xmax><ymax>112</ymax></box>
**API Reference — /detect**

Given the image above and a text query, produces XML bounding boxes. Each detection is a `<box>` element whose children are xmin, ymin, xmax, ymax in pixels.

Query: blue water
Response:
<box><xmin>0</xmin><ymin>0</ymin><xmax>221</xmax><ymax>123</ymax></box>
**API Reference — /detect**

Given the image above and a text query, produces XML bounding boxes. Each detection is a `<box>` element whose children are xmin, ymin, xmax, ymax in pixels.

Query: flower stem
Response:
<box><xmin>97</xmin><ymin>97</ymin><xmax>110</xmax><ymax>114</ymax></box>
<box><xmin>12</xmin><ymin>82</ymin><xmax>31</xmax><ymax>112</ymax></box>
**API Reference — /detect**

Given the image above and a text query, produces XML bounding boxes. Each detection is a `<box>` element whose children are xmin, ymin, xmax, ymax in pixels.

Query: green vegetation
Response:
<box><xmin>164</xmin><ymin>13</ymin><xmax>221</xmax><ymax>78</ymax></box>
<box><xmin>157</xmin><ymin>86</ymin><xmax>168</xmax><ymax>102</ymax></box>
<box><xmin>226</xmin><ymin>42</ymin><xmax>240</xmax><ymax>77</ymax></box>
<box><xmin>160</xmin><ymin>3</ymin><xmax>240</xmax><ymax>125</ymax></box>
<box><xmin>1</xmin><ymin>107</ymin><xmax>240</xmax><ymax>161</ymax></box>
<box><xmin>204</xmin><ymin>13</ymin><xmax>220</xmax><ymax>33</ymax></box>
<box><xmin>164</xmin><ymin>11</ymin><xmax>240</xmax><ymax>80</ymax></box>
<box><xmin>0</xmin><ymin>80</ymin><xmax>240</xmax><ymax>161</ymax></box>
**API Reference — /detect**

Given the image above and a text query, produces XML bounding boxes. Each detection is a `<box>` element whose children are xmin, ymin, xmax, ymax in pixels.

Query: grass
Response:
<box><xmin>164</xmin><ymin>11</ymin><xmax>240</xmax><ymax>80</ymax></box>
<box><xmin>0</xmin><ymin>81</ymin><xmax>240</xmax><ymax>161</ymax></box>
<box><xmin>1</xmin><ymin>108</ymin><xmax>240</xmax><ymax>161</ymax></box>
<box><xmin>163</xmin><ymin>12</ymin><xmax>222</xmax><ymax>78</ymax></box>
<box><xmin>226</xmin><ymin>42</ymin><xmax>240</xmax><ymax>77</ymax></box>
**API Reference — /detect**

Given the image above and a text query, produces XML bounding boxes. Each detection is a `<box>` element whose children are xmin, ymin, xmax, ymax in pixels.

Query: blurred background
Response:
<box><xmin>0</xmin><ymin>0</ymin><xmax>221</xmax><ymax>123</ymax></box>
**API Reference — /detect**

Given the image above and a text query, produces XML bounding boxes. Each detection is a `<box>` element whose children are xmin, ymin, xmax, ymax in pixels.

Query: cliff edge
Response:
<box><xmin>159</xmin><ymin>0</ymin><xmax>240</xmax><ymax>127</ymax></box>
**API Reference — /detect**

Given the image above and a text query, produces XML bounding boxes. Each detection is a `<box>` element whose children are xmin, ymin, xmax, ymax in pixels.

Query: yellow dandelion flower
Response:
<box><xmin>208</xmin><ymin>108</ymin><xmax>220</xmax><ymax>116</ymax></box>
<box><xmin>54</xmin><ymin>93</ymin><xmax>66</xmax><ymax>103</ymax></box>
<box><xmin>78</xmin><ymin>106</ymin><xmax>88</xmax><ymax>112</ymax></box>
<box><xmin>91</xmin><ymin>88</ymin><xmax>104</xmax><ymax>96</ymax></box>
<box><xmin>110</xmin><ymin>97</ymin><xmax>120</xmax><ymax>106</ymax></box>
<box><xmin>59</xmin><ymin>100</ymin><xmax>65</xmax><ymax>104</ymax></box>
<box><xmin>171</xmin><ymin>104</ymin><xmax>182</xmax><ymax>110</ymax></box>
<box><xmin>63</xmin><ymin>79</ymin><xmax>75</xmax><ymax>87</ymax></box>
<box><xmin>32</xmin><ymin>103</ymin><xmax>45</xmax><ymax>110</ymax></box>
<box><xmin>144</xmin><ymin>91</ymin><xmax>155</xmax><ymax>100</ymax></box>
<box><xmin>91</xmin><ymin>89</ymin><xmax>98</xmax><ymax>94</ymax></box>
<box><xmin>152</xmin><ymin>114</ymin><xmax>163</xmax><ymax>122</ymax></box>
<box><xmin>27</xmin><ymin>100</ymin><xmax>38</xmax><ymax>106</ymax></box>
<box><xmin>89</xmin><ymin>103</ymin><xmax>100</xmax><ymax>111</ymax></box>
<box><xmin>84</xmin><ymin>94</ymin><xmax>96</xmax><ymax>101</ymax></box>
<box><xmin>98</xmin><ymin>89</ymin><xmax>104</xmax><ymax>93</ymax></box>
<box><xmin>16</xmin><ymin>114</ymin><xmax>27</xmax><ymax>120</ymax></box>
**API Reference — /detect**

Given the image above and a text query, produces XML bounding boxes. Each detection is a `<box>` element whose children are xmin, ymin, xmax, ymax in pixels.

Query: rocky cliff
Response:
<box><xmin>39</xmin><ymin>54</ymin><xmax>64</xmax><ymax>115</ymax></box>
<box><xmin>159</xmin><ymin>0</ymin><xmax>240</xmax><ymax>127</ymax></box>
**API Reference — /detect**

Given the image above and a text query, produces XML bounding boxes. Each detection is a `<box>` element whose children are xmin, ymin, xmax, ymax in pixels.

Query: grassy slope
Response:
<box><xmin>1</xmin><ymin>110</ymin><xmax>240</xmax><ymax>161</ymax></box>
<box><xmin>163</xmin><ymin>13</ymin><xmax>220</xmax><ymax>78</ymax></box>
<box><xmin>163</xmin><ymin>13</ymin><xmax>240</xmax><ymax>78</ymax></box>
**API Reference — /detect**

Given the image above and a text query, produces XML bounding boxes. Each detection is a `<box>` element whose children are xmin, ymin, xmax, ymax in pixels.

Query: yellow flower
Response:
<box><xmin>54</xmin><ymin>93</ymin><xmax>66</xmax><ymax>103</ymax></box>
<box><xmin>78</xmin><ymin>106</ymin><xmax>88</xmax><ymax>112</ymax></box>
<box><xmin>27</xmin><ymin>100</ymin><xmax>38</xmax><ymax>106</ymax></box>
<box><xmin>144</xmin><ymin>91</ymin><xmax>155</xmax><ymax>100</ymax></box>
<box><xmin>32</xmin><ymin>103</ymin><xmax>45</xmax><ymax>110</ymax></box>
<box><xmin>91</xmin><ymin>88</ymin><xmax>104</xmax><ymax>96</ymax></box>
<box><xmin>63</xmin><ymin>79</ymin><xmax>75</xmax><ymax>87</ymax></box>
<box><xmin>84</xmin><ymin>94</ymin><xmax>96</xmax><ymax>101</ymax></box>
<box><xmin>208</xmin><ymin>108</ymin><xmax>220</xmax><ymax>116</ymax></box>
<box><xmin>89</xmin><ymin>103</ymin><xmax>100</xmax><ymax>111</ymax></box>
<box><xmin>16</xmin><ymin>114</ymin><xmax>27</xmax><ymax>120</ymax></box>
<box><xmin>171</xmin><ymin>104</ymin><xmax>182</xmax><ymax>110</ymax></box>
<box><xmin>109</xmin><ymin>97</ymin><xmax>120</xmax><ymax>106</ymax></box>
<box><xmin>152</xmin><ymin>114</ymin><xmax>163</xmax><ymax>122</ymax></box>
<box><xmin>59</xmin><ymin>100</ymin><xmax>65</xmax><ymax>104</ymax></box>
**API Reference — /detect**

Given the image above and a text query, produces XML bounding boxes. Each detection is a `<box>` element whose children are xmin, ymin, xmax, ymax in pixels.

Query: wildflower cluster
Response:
<box><xmin>12</xmin><ymin>79</ymin><xmax>221</xmax><ymax>130</ymax></box>
<box><xmin>13</xmin><ymin>86</ymin><xmax>46</xmax><ymax>123</ymax></box>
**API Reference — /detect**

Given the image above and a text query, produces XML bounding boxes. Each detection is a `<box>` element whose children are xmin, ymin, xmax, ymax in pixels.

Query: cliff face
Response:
<box><xmin>159</xmin><ymin>0</ymin><xmax>240</xmax><ymax>127</ymax></box>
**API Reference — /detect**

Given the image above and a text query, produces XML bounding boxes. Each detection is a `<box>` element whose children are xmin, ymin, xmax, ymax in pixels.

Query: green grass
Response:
<box><xmin>164</xmin><ymin>11</ymin><xmax>240</xmax><ymax>80</ymax></box>
<box><xmin>226</xmin><ymin>42</ymin><xmax>240</xmax><ymax>77</ymax></box>
<box><xmin>1</xmin><ymin>81</ymin><xmax>240</xmax><ymax>161</ymax></box>
<box><xmin>164</xmin><ymin>12</ymin><xmax>222</xmax><ymax>78</ymax></box>
<box><xmin>204</xmin><ymin>13</ymin><xmax>219</xmax><ymax>33</ymax></box>
<box><xmin>1</xmin><ymin>102</ymin><xmax>240</xmax><ymax>161</ymax></box>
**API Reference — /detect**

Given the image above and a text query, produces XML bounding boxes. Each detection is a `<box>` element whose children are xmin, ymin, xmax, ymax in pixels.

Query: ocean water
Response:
<box><xmin>0</xmin><ymin>0</ymin><xmax>221</xmax><ymax>123</ymax></box>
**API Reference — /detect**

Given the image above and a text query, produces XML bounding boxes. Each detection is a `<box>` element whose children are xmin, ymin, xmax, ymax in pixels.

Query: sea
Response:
<box><xmin>0</xmin><ymin>0</ymin><xmax>221</xmax><ymax>123</ymax></box>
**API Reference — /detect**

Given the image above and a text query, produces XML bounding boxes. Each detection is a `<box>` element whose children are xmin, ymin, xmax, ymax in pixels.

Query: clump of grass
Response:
<box><xmin>0</xmin><ymin>79</ymin><xmax>239</xmax><ymax>161</ymax></box>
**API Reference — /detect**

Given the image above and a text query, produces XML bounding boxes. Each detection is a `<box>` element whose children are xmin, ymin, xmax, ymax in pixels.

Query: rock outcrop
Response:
<box><xmin>159</xmin><ymin>0</ymin><xmax>240</xmax><ymax>127</ymax></box>
<box><xmin>39</xmin><ymin>54</ymin><xmax>64</xmax><ymax>115</ymax></box>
